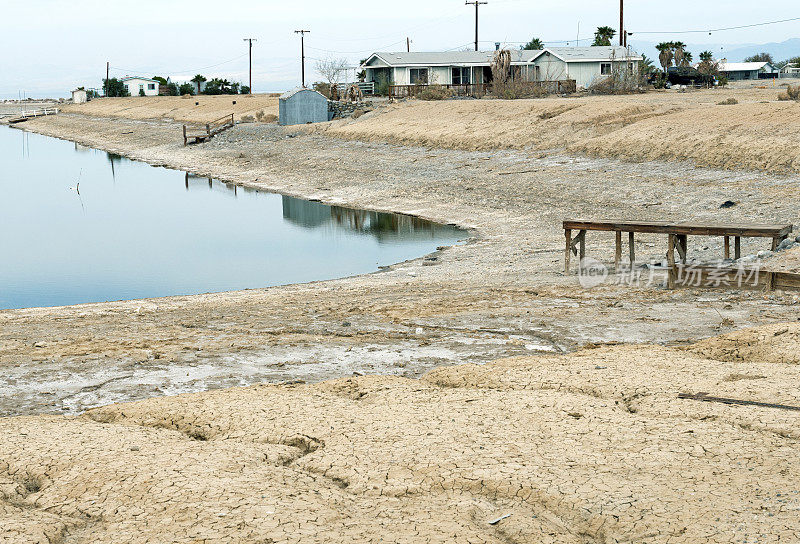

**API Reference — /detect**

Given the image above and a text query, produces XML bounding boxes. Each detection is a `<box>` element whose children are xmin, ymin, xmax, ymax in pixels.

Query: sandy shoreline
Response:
<box><xmin>2</xmin><ymin>93</ymin><xmax>800</xmax><ymax>541</ymax></box>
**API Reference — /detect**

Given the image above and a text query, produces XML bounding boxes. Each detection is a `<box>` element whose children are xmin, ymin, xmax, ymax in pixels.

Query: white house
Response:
<box><xmin>362</xmin><ymin>46</ymin><xmax>641</xmax><ymax>90</ymax></box>
<box><xmin>782</xmin><ymin>64</ymin><xmax>800</xmax><ymax>77</ymax></box>
<box><xmin>718</xmin><ymin>61</ymin><xmax>778</xmax><ymax>80</ymax></box>
<box><xmin>121</xmin><ymin>76</ymin><xmax>160</xmax><ymax>96</ymax></box>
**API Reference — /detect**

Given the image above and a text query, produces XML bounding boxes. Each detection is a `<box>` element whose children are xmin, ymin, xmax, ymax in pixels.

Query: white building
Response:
<box><xmin>718</xmin><ymin>61</ymin><xmax>778</xmax><ymax>80</ymax></box>
<box><xmin>121</xmin><ymin>76</ymin><xmax>160</xmax><ymax>96</ymax></box>
<box><xmin>71</xmin><ymin>89</ymin><xmax>88</xmax><ymax>103</ymax></box>
<box><xmin>362</xmin><ymin>47</ymin><xmax>641</xmax><ymax>90</ymax></box>
<box><xmin>782</xmin><ymin>64</ymin><xmax>800</xmax><ymax>77</ymax></box>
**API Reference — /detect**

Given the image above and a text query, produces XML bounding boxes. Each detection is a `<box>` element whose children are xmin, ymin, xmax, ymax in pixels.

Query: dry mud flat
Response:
<box><xmin>2</xmin><ymin>324</ymin><xmax>800</xmax><ymax>543</ymax></box>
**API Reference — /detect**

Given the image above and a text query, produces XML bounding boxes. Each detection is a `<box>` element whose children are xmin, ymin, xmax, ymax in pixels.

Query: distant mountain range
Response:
<box><xmin>630</xmin><ymin>38</ymin><xmax>800</xmax><ymax>64</ymax></box>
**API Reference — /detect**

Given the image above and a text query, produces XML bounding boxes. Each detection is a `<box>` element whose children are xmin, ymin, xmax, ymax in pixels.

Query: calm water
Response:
<box><xmin>0</xmin><ymin>126</ymin><xmax>465</xmax><ymax>309</ymax></box>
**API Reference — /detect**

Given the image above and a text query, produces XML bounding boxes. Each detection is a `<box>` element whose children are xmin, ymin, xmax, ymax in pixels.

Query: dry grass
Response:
<box><xmin>327</xmin><ymin>86</ymin><xmax>800</xmax><ymax>173</ymax></box>
<box><xmin>62</xmin><ymin>94</ymin><xmax>279</xmax><ymax>124</ymax></box>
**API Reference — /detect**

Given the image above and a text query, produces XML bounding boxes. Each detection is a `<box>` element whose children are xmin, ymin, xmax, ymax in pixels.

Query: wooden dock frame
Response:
<box><xmin>563</xmin><ymin>219</ymin><xmax>795</xmax><ymax>290</ymax></box>
<box><xmin>183</xmin><ymin>113</ymin><xmax>235</xmax><ymax>146</ymax></box>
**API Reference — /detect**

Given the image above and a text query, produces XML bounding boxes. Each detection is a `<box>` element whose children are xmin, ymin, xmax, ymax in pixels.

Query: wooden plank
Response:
<box><xmin>667</xmin><ymin>234</ymin><xmax>676</xmax><ymax>289</ymax></box>
<box><xmin>629</xmin><ymin>232</ymin><xmax>635</xmax><ymax>266</ymax></box>
<box><xmin>774</xmin><ymin>273</ymin><xmax>800</xmax><ymax>289</ymax></box>
<box><xmin>735</xmin><ymin>237</ymin><xmax>741</xmax><ymax>260</ymax></box>
<box><xmin>564</xmin><ymin>229</ymin><xmax>572</xmax><ymax>274</ymax></box>
<box><xmin>615</xmin><ymin>231</ymin><xmax>622</xmax><ymax>269</ymax></box>
<box><xmin>579</xmin><ymin>230</ymin><xmax>586</xmax><ymax>263</ymax></box>
<box><xmin>562</xmin><ymin>219</ymin><xmax>792</xmax><ymax>238</ymax></box>
<box><xmin>724</xmin><ymin>236</ymin><xmax>730</xmax><ymax>260</ymax></box>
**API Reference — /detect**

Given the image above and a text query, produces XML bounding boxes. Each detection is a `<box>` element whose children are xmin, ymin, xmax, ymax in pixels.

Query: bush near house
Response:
<box><xmin>415</xmin><ymin>85</ymin><xmax>453</xmax><ymax>101</ymax></box>
<box><xmin>178</xmin><ymin>83</ymin><xmax>195</xmax><ymax>95</ymax></box>
<box><xmin>491</xmin><ymin>80</ymin><xmax>550</xmax><ymax>99</ymax></box>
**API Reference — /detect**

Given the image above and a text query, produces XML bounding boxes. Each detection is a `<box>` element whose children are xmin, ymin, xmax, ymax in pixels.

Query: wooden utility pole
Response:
<box><xmin>294</xmin><ymin>30</ymin><xmax>310</xmax><ymax>87</ymax></box>
<box><xmin>243</xmin><ymin>38</ymin><xmax>257</xmax><ymax>94</ymax></box>
<box><xmin>105</xmin><ymin>61</ymin><xmax>109</xmax><ymax>97</ymax></box>
<box><xmin>619</xmin><ymin>0</ymin><xmax>624</xmax><ymax>46</ymax></box>
<box><xmin>465</xmin><ymin>1</ymin><xmax>487</xmax><ymax>51</ymax></box>
<box><xmin>407</xmin><ymin>37</ymin><xmax>411</xmax><ymax>52</ymax></box>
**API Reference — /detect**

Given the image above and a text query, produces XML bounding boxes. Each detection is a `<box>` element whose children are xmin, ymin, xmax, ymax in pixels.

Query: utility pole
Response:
<box><xmin>294</xmin><ymin>30</ymin><xmax>310</xmax><ymax>87</ymax></box>
<box><xmin>465</xmin><ymin>1</ymin><xmax>487</xmax><ymax>52</ymax></box>
<box><xmin>105</xmin><ymin>62</ymin><xmax>109</xmax><ymax>97</ymax></box>
<box><xmin>407</xmin><ymin>37</ymin><xmax>411</xmax><ymax>52</ymax></box>
<box><xmin>243</xmin><ymin>38</ymin><xmax>257</xmax><ymax>94</ymax></box>
<box><xmin>619</xmin><ymin>0</ymin><xmax>624</xmax><ymax>46</ymax></box>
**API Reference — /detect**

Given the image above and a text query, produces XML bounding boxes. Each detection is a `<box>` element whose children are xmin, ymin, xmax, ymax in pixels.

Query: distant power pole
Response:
<box><xmin>619</xmin><ymin>0</ymin><xmax>624</xmax><ymax>46</ymax></box>
<box><xmin>407</xmin><ymin>37</ymin><xmax>411</xmax><ymax>52</ymax></box>
<box><xmin>243</xmin><ymin>38</ymin><xmax>257</xmax><ymax>94</ymax></box>
<box><xmin>294</xmin><ymin>30</ymin><xmax>310</xmax><ymax>87</ymax></box>
<box><xmin>105</xmin><ymin>62</ymin><xmax>109</xmax><ymax>97</ymax></box>
<box><xmin>465</xmin><ymin>1</ymin><xmax>487</xmax><ymax>51</ymax></box>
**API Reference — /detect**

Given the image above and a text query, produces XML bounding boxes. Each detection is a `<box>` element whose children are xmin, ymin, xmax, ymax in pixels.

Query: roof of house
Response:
<box><xmin>120</xmin><ymin>76</ymin><xmax>159</xmax><ymax>83</ymax></box>
<box><xmin>718</xmin><ymin>61</ymin><xmax>774</xmax><ymax>72</ymax></box>
<box><xmin>364</xmin><ymin>47</ymin><xmax>641</xmax><ymax>67</ymax></box>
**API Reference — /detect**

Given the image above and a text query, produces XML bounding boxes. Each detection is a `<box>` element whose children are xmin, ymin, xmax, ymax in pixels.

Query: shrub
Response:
<box><xmin>312</xmin><ymin>82</ymin><xmax>331</xmax><ymax>98</ymax></box>
<box><xmin>788</xmin><ymin>85</ymin><xmax>800</xmax><ymax>100</ymax></box>
<box><xmin>374</xmin><ymin>74</ymin><xmax>391</xmax><ymax>96</ymax></box>
<box><xmin>491</xmin><ymin>80</ymin><xmax>549</xmax><ymax>99</ymax></box>
<box><xmin>717</xmin><ymin>98</ymin><xmax>738</xmax><ymax>105</ymax></box>
<box><xmin>240</xmin><ymin>115</ymin><xmax>255</xmax><ymax>123</ymax></box>
<box><xmin>415</xmin><ymin>85</ymin><xmax>453</xmax><ymax>101</ymax></box>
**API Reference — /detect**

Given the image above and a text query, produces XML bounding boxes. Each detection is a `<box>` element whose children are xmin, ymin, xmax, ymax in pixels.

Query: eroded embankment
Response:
<box><xmin>2</xmin><ymin>323</ymin><xmax>800</xmax><ymax>543</ymax></box>
<box><xmin>323</xmin><ymin>87</ymin><xmax>800</xmax><ymax>173</ymax></box>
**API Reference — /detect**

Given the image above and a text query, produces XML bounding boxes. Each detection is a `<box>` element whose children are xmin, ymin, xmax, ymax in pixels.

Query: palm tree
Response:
<box><xmin>640</xmin><ymin>54</ymin><xmax>656</xmax><ymax>75</ymax></box>
<box><xmin>681</xmin><ymin>51</ymin><xmax>693</xmax><ymax>67</ymax></box>
<box><xmin>672</xmin><ymin>41</ymin><xmax>687</xmax><ymax>67</ymax></box>
<box><xmin>191</xmin><ymin>74</ymin><xmax>207</xmax><ymax>95</ymax></box>
<box><xmin>656</xmin><ymin>43</ymin><xmax>674</xmax><ymax>71</ymax></box>
<box><xmin>521</xmin><ymin>37</ymin><xmax>544</xmax><ymax>50</ymax></box>
<box><xmin>699</xmin><ymin>50</ymin><xmax>714</xmax><ymax>62</ymax></box>
<box><xmin>592</xmin><ymin>26</ymin><xmax>616</xmax><ymax>47</ymax></box>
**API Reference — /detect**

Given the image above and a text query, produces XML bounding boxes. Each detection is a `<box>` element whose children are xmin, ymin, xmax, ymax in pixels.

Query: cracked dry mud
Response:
<box><xmin>2</xmin><ymin>91</ymin><xmax>800</xmax><ymax>542</ymax></box>
<box><xmin>2</xmin><ymin>325</ymin><xmax>800</xmax><ymax>543</ymax></box>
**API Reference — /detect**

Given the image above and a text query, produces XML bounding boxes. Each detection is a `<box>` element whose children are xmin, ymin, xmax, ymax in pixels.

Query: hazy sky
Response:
<box><xmin>2</xmin><ymin>0</ymin><xmax>798</xmax><ymax>97</ymax></box>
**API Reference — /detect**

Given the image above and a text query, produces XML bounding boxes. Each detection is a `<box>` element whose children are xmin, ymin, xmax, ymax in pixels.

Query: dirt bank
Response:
<box><xmin>2</xmin><ymin>112</ymin><xmax>799</xmax><ymax>417</ymax></box>
<box><xmin>61</xmin><ymin>94</ymin><xmax>279</xmax><ymax>124</ymax></box>
<box><xmin>2</xmin><ymin>324</ymin><xmax>800</xmax><ymax>542</ymax></box>
<box><xmin>323</xmin><ymin>85</ymin><xmax>800</xmax><ymax>173</ymax></box>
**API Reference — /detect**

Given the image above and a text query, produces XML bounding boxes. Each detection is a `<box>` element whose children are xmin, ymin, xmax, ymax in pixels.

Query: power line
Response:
<box><xmin>632</xmin><ymin>15</ymin><xmax>800</xmax><ymax>35</ymax></box>
<box><xmin>109</xmin><ymin>53</ymin><xmax>248</xmax><ymax>77</ymax></box>
<box><xmin>466</xmin><ymin>1</ymin><xmax>488</xmax><ymax>52</ymax></box>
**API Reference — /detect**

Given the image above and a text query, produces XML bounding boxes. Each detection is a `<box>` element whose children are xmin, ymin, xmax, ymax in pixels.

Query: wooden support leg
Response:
<box><xmin>667</xmin><ymin>234</ymin><xmax>676</xmax><ymax>289</ymax></box>
<box><xmin>615</xmin><ymin>231</ymin><xmax>622</xmax><ymax>269</ymax></box>
<box><xmin>579</xmin><ymin>230</ymin><xmax>586</xmax><ymax>264</ymax></box>
<box><xmin>564</xmin><ymin>229</ymin><xmax>572</xmax><ymax>274</ymax></box>
<box><xmin>676</xmin><ymin>234</ymin><xmax>688</xmax><ymax>264</ymax></box>
<box><xmin>735</xmin><ymin>236</ymin><xmax>741</xmax><ymax>260</ymax></box>
<box><xmin>628</xmin><ymin>232</ymin><xmax>635</xmax><ymax>267</ymax></box>
<box><xmin>724</xmin><ymin>236</ymin><xmax>730</xmax><ymax>260</ymax></box>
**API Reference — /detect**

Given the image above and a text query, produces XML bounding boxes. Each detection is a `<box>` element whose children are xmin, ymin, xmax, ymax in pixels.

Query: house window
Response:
<box><xmin>147</xmin><ymin>83</ymin><xmax>156</xmax><ymax>90</ymax></box>
<box><xmin>409</xmin><ymin>68</ymin><xmax>428</xmax><ymax>84</ymax></box>
<box><xmin>452</xmin><ymin>67</ymin><xmax>471</xmax><ymax>85</ymax></box>
<box><xmin>600</xmin><ymin>63</ymin><xmax>612</xmax><ymax>75</ymax></box>
<box><xmin>139</xmin><ymin>84</ymin><xmax>144</xmax><ymax>92</ymax></box>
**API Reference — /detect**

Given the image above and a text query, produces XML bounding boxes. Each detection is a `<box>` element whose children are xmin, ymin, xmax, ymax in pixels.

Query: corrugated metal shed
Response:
<box><xmin>279</xmin><ymin>88</ymin><xmax>329</xmax><ymax>126</ymax></box>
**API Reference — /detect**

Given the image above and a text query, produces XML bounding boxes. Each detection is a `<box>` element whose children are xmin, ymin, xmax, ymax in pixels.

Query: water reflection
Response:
<box><xmin>281</xmin><ymin>196</ymin><xmax>460</xmax><ymax>242</ymax></box>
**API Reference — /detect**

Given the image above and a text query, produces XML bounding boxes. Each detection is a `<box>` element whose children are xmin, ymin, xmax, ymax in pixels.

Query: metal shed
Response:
<box><xmin>279</xmin><ymin>88</ymin><xmax>330</xmax><ymax>126</ymax></box>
